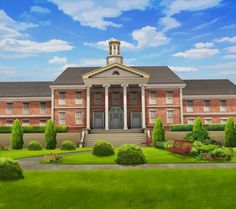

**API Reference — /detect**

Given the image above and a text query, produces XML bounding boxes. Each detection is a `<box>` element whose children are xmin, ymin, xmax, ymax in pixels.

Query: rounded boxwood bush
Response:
<box><xmin>210</xmin><ymin>147</ymin><xmax>233</xmax><ymax>161</ymax></box>
<box><xmin>0</xmin><ymin>158</ymin><xmax>24</xmax><ymax>180</ymax></box>
<box><xmin>116</xmin><ymin>144</ymin><xmax>146</xmax><ymax>165</ymax></box>
<box><xmin>92</xmin><ymin>140</ymin><xmax>115</xmax><ymax>156</ymax></box>
<box><xmin>27</xmin><ymin>140</ymin><xmax>42</xmax><ymax>150</ymax></box>
<box><xmin>61</xmin><ymin>140</ymin><xmax>76</xmax><ymax>150</ymax></box>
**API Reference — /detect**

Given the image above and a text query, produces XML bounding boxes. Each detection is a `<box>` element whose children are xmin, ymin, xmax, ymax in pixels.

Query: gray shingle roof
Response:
<box><xmin>0</xmin><ymin>82</ymin><xmax>51</xmax><ymax>97</ymax></box>
<box><xmin>183</xmin><ymin>79</ymin><xmax>236</xmax><ymax>95</ymax></box>
<box><xmin>53</xmin><ymin>66</ymin><xmax>184</xmax><ymax>85</ymax></box>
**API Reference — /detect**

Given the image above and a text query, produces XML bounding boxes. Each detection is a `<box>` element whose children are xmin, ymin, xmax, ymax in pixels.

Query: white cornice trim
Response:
<box><xmin>145</xmin><ymin>83</ymin><xmax>186</xmax><ymax>89</ymax></box>
<box><xmin>183</xmin><ymin>95</ymin><xmax>236</xmax><ymax>99</ymax></box>
<box><xmin>183</xmin><ymin>112</ymin><xmax>236</xmax><ymax>116</ymax></box>
<box><xmin>0</xmin><ymin>97</ymin><xmax>51</xmax><ymax>102</ymax></box>
<box><xmin>50</xmin><ymin>85</ymin><xmax>86</xmax><ymax>90</ymax></box>
<box><xmin>0</xmin><ymin>114</ymin><xmax>51</xmax><ymax>118</ymax></box>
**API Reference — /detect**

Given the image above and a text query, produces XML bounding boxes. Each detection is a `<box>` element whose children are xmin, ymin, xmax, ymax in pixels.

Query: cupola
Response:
<box><xmin>106</xmin><ymin>38</ymin><xmax>123</xmax><ymax>65</ymax></box>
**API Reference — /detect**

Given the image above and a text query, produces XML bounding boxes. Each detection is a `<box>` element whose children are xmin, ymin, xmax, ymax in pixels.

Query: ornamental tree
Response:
<box><xmin>193</xmin><ymin>117</ymin><xmax>203</xmax><ymax>132</ymax></box>
<box><xmin>224</xmin><ymin>117</ymin><xmax>236</xmax><ymax>147</ymax></box>
<box><xmin>152</xmin><ymin>118</ymin><xmax>165</xmax><ymax>147</ymax></box>
<box><xmin>11</xmin><ymin>119</ymin><xmax>24</xmax><ymax>149</ymax></box>
<box><xmin>44</xmin><ymin>119</ymin><xmax>57</xmax><ymax>149</ymax></box>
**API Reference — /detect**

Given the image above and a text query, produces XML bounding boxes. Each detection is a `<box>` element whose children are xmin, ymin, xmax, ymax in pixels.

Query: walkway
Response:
<box><xmin>18</xmin><ymin>153</ymin><xmax>236</xmax><ymax>170</ymax></box>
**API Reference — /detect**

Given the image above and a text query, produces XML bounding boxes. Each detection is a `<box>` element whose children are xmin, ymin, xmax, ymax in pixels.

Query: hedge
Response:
<box><xmin>0</xmin><ymin>125</ymin><xmax>68</xmax><ymax>134</ymax></box>
<box><xmin>170</xmin><ymin>124</ymin><xmax>226</xmax><ymax>132</ymax></box>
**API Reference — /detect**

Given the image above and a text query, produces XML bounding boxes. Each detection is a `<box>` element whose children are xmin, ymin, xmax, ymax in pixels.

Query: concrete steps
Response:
<box><xmin>84</xmin><ymin>129</ymin><xmax>146</xmax><ymax>147</ymax></box>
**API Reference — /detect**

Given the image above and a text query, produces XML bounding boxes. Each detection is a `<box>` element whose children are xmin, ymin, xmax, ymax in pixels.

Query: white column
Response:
<box><xmin>51</xmin><ymin>88</ymin><xmax>54</xmax><ymax>122</ymax></box>
<box><xmin>180</xmin><ymin>88</ymin><xmax>184</xmax><ymax>124</ymax></box>
<box><xmin>86</xmin><ymin>85</ymin><xmax>91</xmax><ymax>129</ymax></box>
<box><xmin>141</xmin><ymin>85</ymin><xmax>146</xmax><ymax>129</ymax></box>
<box><xmin>122</xmin><ymin>84</ymin><xmax>128</xmax><ymax>130</ymax></box>
<box><xmin>103</xmin><ymin>84</ymin><xmax>110</xmax><ymax>130</ymax></box>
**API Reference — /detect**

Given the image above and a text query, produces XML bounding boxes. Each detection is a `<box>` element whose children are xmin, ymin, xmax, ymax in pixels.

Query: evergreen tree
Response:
<box><xmin>44</xmin><ymin>119</ymin><xmax>57</xmax><ymax>149</ymax></box>
<box><xmin>224</xmin><ymin>117</ymin><xmax>236</xmax><ymax>147</ymax></box>
<box><xmin>11</xmin><ymin>119</ymin><xmax>24</xmax><ymax>149</ymax></box>
<box><xmin>152</xmin><ymin>118</ymin><xmax>165</xmax><ymax>146</ymax></box>
<box><xmin>193</xmin><ymin>117</ymin><xmax>203</xmax><ymax>132</ymax></box>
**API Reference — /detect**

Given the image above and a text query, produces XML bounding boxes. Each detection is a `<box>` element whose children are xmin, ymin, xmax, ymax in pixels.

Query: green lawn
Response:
<box><xmin>0</xmin><ymin>148</ymin><xmax>91</xmax><ymax>159</ymax></box>
<box><xmin>1</xmin><ymin>169</ymin><xmax>236</xmax><ymax>209</ymax></box>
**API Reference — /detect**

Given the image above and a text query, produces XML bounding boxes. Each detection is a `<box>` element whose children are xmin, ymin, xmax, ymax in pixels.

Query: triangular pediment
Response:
<box><xmin>82</xmin><ymin>63</ymin><xmax>150</xmax><ymax>79</ymax></box>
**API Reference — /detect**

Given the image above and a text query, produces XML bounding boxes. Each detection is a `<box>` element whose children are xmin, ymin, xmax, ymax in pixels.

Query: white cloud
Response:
<box><xmin>194</xmin><ymin>42</ymin><xmax>214</xmax><ymax>48</ymax></box>
<box><xmin>0</xmin><ymin>67</ymin><xmax>16</xmax><ymax>75</ymax></box>
<box><xmin>159</xmin><ymin>16</ymin><xmax>181</xmax><ymax>32</ymax></box>
<box><xmin>216</xmin><ymin>70</ymin><xmax>236</xmax><ymax>75</ymax></box>
<box><xmin>226</xmin><ymin>45</ymin><xmax>236</xmax><ymax>53</ymax></box>
<box><xmin>0</xmin><ymin>39</ymin><xmax>73</xmax><ymax>53</ymax></box>
<box><xmin>223</xmin><ymin>54</ymin><xmax>236</xmax><ymax>59</ymax></box>
<box><xmin>215</xmin><ymin>36</ymin><xmax>236</xmax><ymax>43</ymax></box>
<box><xmin>49</xmin><ymin>56</ymin><xmax>67</xmax><ymax>64</ymax></box>
<box><xmin>85</xmin><ymin>26</ymin><xmax>169</xmax><ymax>51</ymax></box>
<box><xmin>0</xmin><ymin>53</ymin><xmax>34</xmax><ymax>59</ymax></box>
<box><xmin>48</xmin><ymin>0</ymin><xmax>150</xmax><ymax>30</ymax></box>
<box><xmin>163</xmin><ymin>0</ymin><xmax>222</xmax><ymax>16</ymax></box>
<box><xmin>169</xmin><ymin>66</ymin><xmax>198</xmax><ymax>72</ymax></box>
<box><xmin>30</xmin><ymin>6</ymin><xmax>51</xmax><ymax>14</ymax></box>
<box><xmin>207</xmin><ymin>62</ymin><xmax>236</xmax><ymax>69</ymax></box>
<box><xmin>192</xmin><ymin>17</ymin><xmax>221</xmax><ymax>30</ymax></box>
<box><xmin>173</xmin><ymin>43</ymin><xmax>219</xmax><ymax>58</ymax></box>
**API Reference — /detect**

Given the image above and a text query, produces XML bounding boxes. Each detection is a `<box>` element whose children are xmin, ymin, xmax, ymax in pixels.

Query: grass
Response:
<box><xmin>0</xmin><ymin>148</ymin><xmax>91</xmax><ymax>159</ymax></box>
<box><xmin>1</xmin><ymin>169</ymin><xmax>236</xmax><ymax>209</ymax></box>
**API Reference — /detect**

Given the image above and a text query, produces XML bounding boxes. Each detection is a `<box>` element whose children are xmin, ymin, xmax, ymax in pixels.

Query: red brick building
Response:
<box><xmin>1</xmin><ymin>39</ymin><xmax>236</xmax><ymax>132</ymax></box>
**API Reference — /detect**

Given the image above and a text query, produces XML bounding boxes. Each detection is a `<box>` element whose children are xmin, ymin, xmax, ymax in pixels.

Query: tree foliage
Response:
<box><xmin>152</xmin><ymin>118</ymin><xmax>165</xmax><ymax>147</ymax></box>
<box><xmin>224</xmin><ymin>117</ymin><xmax>236</xmax><ymax>147</ymax></box>
<box><xmin>193</xmin><ymin>117</ymin><xmax>203</xmax><ymax>132</ymax></box>
<box><xmin>44</xmin><ymin>119</ymin><xmax>57</xmax><ymax>149</ymax></box>
<box><xmin>11</xmin><ymin>119</ymin><xmax>24</xmax><ymax>149</ymax></box>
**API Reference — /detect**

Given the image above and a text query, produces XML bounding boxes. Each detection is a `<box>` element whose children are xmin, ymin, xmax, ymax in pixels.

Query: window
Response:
<box><xmin>167</xmin><ymin>110</ymin><xmax>174</xmax><ymax>123</ymax></box>
<box><xmin>39</xmin><ymin>120</ymin><xmax>47</xmax><ymax>126</ymax></box>
<box><xmin>220</xmin><ymin>100</ymin><xmax>227</xmax><ymax>112</ymax></box>
<box><xmin>204</xmin><ymin>100</ymin><xmax>210</xmax><ymax>112</ymax></box>
<box><xmin>149</xmin><ymin>91</ymin><xmax>156</xmax><ymax>104</ymax></box>
<box><xmin>23</xmin><ymin>102</ymin><xmax>29</xmax><ymax>114</ymax></box>
<box><xmin>205</xmin><ymin>118</ymin><xmax>212</xmax><ymax>124</ymax></box>
<box><xmin>59</xmin><ymin>112</ymin><xmax>66</xmax><ymax>125</ymax></box>
<box><xmin>22</xmin><ymin>120</ymin><xmax>29</xmax><ymax>126</ymax></box>
<box><xmin>40</xmin><ymin>102</ymin><xmax>46</xmax><ymax>114</ymax></box>
<box><xmin>112</xmin><ymin>92</ymin><xmax>120</xmax><ymax>105</ymax></box>
<box><xmin>166</xmin><ymin>91</ymin><xmax>173</xmax><ymax>104</ymax></box>
<box><xmin>112</xmin><ymin>71</ymin><xmax>120</xmax><ymax>75</ymax></box>
<box><xmin>149</xmin><ymin>110</ymin><xmax>156</xmax><ymax>124</ymax></box>
<box><xmin>94</xmin><ymin>93</ymin><xmax>101</xmax><ymax>105</ymax></box>
<box><xmin>75</xmin><ymin>111</ymin><xmax>82</xmax><ymax>125</ymax></box>
<box><xmin>188</xmin><ymin>118</ymin><xmax>195</xmax><ymax>124</ymax></box>
<box><xmin>75</xmin><ymin>92</ymin><xmax>82</xmax><ymax>104</ymax></box>
<box><xmin>59</xmin><ymin>92</ymin><xmax>66</xmax><ymax>105</ymax></box>
<box><xmin>130</xmin><ymin>92</ymin><xmax>137</xmax><ymax>105</ymax></box>
<box><xmin>221</xmin><ymin>118</ymin><xmax>227</xmax><ymax>124</ymax></box>
<box><xmin>6</xmin><ymin>120</ymin><xmax>13</xmax><ymax>126</ymax></box>
<box><xmin>186</xmin><ymin>100</ymin><xmax>193</xmax><ymax>112</ymax></box>
<box><xmin>6</xmin><ymin>103</ymin><xmax>13</xmax><ymax>114</ymax></box>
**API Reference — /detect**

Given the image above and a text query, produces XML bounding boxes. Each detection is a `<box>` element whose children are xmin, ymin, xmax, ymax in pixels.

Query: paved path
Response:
<box><xmin>18</xmin><ymin>153</ymin><xmax>236</xmax><ymax>170</ymax></box>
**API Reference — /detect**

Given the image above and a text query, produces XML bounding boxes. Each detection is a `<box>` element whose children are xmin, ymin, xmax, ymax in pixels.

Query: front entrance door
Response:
<box><xmin>109</xmin><ymin>107</ymin><xmax>123</xmax><ymax>129</ymax></box>
<box><xmin>93</xmin><ymin>112</ymin><xmax>104</xmax><ymax>129</ymax></box>
<box><xmin>131</xmin><ymin>112</ymin><xmax>141</xmax><ymax>128</ymax></box>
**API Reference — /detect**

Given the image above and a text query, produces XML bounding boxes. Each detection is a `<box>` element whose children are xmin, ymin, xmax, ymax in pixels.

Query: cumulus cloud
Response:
<box><xmin>226</xmin><ymin>45</ymin><xmax>236</xmax><ymax>53</ymax></box>
<box><xmin>169</xmin><ymin>66</ymin><xmax>198</xmax><ymax>72</ymax></box>
<box><xmin>48</xmin><ymin>0</ymin><xmax>150</xmax><ymax>30</ymax></box>
<box><xmin>215</xmin><ymin>36</ymin><xmax>236</xmax><ymax>43</ymax></box>
<box><xmin>173</xmin><ymin>42</ymin><xmax>218</xmax><ymax>58</ymax></box>
<box><xmin>159</xmin><ymin>16</ymin><xmax>181</xmax><ymax>32</ymax></box>
<box><xmin>49</xmin><ymin>56</ymin><xmax>67</xmax><ymax>64</ymax></box>
<box><xmin>30</xmin><ymin>6</ymin><xmax>51</xmax><ymax>14</ymax></box>
<box><xmin>85</xmin><ymin>26</ymin><xmax>169</xmax><ymax>51</ymax></box>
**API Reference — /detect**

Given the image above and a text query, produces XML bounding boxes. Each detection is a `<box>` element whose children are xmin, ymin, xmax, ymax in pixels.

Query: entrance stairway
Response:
<box><xmin>83</xmin><ymin>129</ymin><xmax>147</xmax><ymax>147</ymax></box>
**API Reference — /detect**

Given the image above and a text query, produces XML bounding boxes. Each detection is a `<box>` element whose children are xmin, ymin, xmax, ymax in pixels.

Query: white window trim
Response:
<box><xmin>186</xmin><ymin>100</ymin><xmax>193</xmax><ymax>112</ymax></box>
<box><xmin>149</xmin><ymin>91</ymin><xmax>156</xmax><ymax>105</ymax></box>
<box><xmin>149</xmin><ymin>109</ymin><xmax>156</xmax><ymax>124</ymax></box>
<box><xmin>220</xmin><ymin>100</ymin><xmax>227</xmax><ymax>112</ymax></box>
<box><xmin>59</xmin><ymin>112</ymin><xmax>66</xmax><ymax>125</ymax></box>
<box><xmin>187</xmin><ymin>118</ymin><xmax>195</xmax><ymax>124</ymax></box>
<box><xmin>22</xmin><ymin>120</ymin><xmax>29</xmax><ymax>126</ymax></box>
<box><xmin>23</xmin><ymin>103</ymin><xmax>29</xmax><ymax>114</ymax></box>
<box><xmin>204</xmin><ymin>118</ymin><xmax>212</xmax><ymax>124</ymax></box>
<box><xmin>166</xmin><ymin>91</ymin><xmax>173</xmax><ymax>104</ymax></box>
<box><xmin>204</xmin><ymin>100</ymin><xmax>210</xmax><ymax>112</ymax></box>
<box><xmin>167</xmin><ymin>109</ymin><xmax>174</xmax><ymax>123</ymax></box>
<box><xmin>40</xmin><ymin>102</ymin><xmax>46</xmax><ymax>114</ymax></box>
<box><xmin>75</xmin><ymin>111</ymin><xmax>82</xmax><ymax>125</ymax></box>
<box><xmin>59</xmin><ymin>92</ymin><xmax>66</xmax><ymax>105</ymax></box>
<box><xmin>6</xmin><ymin>103</ymin><xmax>13</xmax><ymax>114</ymax></box>
<box><xmin>75</xmin><ymin>92</ymin><xmax>82</xmax><ymax>105</ymax></box>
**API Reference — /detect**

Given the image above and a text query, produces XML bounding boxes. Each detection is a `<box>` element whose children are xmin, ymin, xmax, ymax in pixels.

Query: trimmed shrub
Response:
<box><xmin>56</xmin><ymin>126</ymin><xmax>68</xmax><ymax>133</ymax></box>
<box><xmin>27</xmin><ymin>140</ymin><xmax>42</xmax><ymax>150</ymax></box>
<box><xmin>185</xmin><ymin>129</ymin><xmax>210</xmax><ymax>143</ymax></box>
<box><xmin>210</xmin><ymin>147</ymin><xmax>233</xmax><ymax>161</ymax></box>
<box><xmin>116</xmin><ymin>144</ymin><xmax>146</xmax><ymax>165</ymax></box>
<box><xmin>44</xmin><ymin>119</ymin><xmax>57</xmax><ymax>149</ymax></box>
<box><xmin>61</xmin><ymin>140</ymin><xmax>76</xmax><ymax>150</ymax></box>
<box><xmin>224</xmin><ymin>117</ymin><xmax>236</xmax><ymax>147</ymax></box>
<box><xmin>0</xmin><ymin>126</ymin><xmax>12</xmax><ymax>133</ymax></box>
<box><xmin>92</xmin><ymin>140</ymin><xmax>115</xmax><ymax>156</ymax></box>
<box><xmin>0</xmin><ymin>158</ymin><xmax>24</xmax><ymax>180</ymax></box>
<box><xmin>152</xmin><ymin>118</ymin><xmax>165</xmax><ymax>147</ymax></box>
<box><xmin>155</xmin><ymin>141</ymin><xmax>166</xmax><ymax>149</ymax></box>
<box><xmin>193</xmin><ymin>117</ymin><xmax>203</xmax><ymax>132</ymax></box>
<box><xmin>205</xmin><ymin>124</ymin><xmax>225</xmax><ymax>131</ymax></box>
<box><xmin>11</xmin><ymin>119</ymin><xmax>24</xmax><ymax>149</ymax></box>
<box><xmin>170</xmin><ymin>124</ymin><xmax>193</xmax><ymax>132</ymax></box>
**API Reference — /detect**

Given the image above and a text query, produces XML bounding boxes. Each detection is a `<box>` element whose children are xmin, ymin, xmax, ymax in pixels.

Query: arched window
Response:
<box><xmin>112</xmin><ymin>71</ymin><xmax>120</xmax><ymax>76</ymax></box>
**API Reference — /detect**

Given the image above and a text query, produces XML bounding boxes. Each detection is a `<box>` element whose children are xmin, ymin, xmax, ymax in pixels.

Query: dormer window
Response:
<box><xmin>112</xmin><ymin>71</ymin><xmax>120</xmax><ymax>76</ymax></box>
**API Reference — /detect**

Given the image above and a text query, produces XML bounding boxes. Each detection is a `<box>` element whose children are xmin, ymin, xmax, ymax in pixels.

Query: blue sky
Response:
<box><xmin>0</xmin><ymin>0</ymin><xmax>236</xmax><ymax>82</ymax></box>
